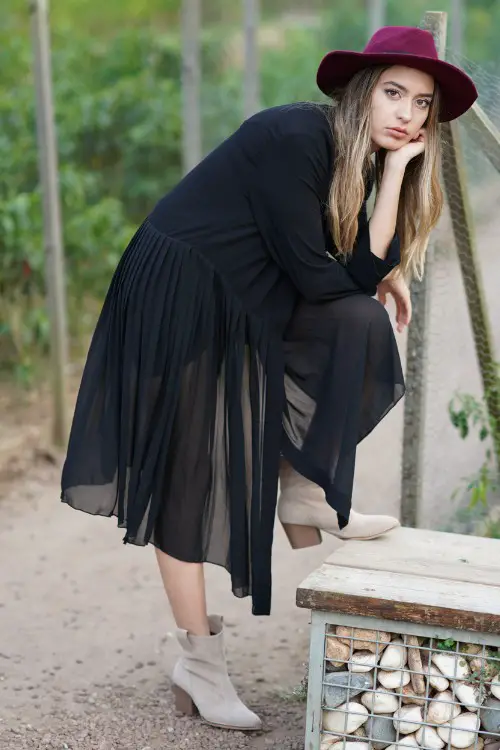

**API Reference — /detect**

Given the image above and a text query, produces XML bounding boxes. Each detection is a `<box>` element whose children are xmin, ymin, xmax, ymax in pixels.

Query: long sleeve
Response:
<box><xmin>248</xmin><ymin>130</ymin><xmax>367</xmax><ymax>303</ymax></box>
<box><xmin>338</xmin><ymin>188</ymin><xmax>401</xmax><ymax>290</ymax></box>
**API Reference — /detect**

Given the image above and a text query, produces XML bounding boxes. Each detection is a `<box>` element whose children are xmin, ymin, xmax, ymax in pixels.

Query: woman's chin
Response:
<box><xmin>374</xmin><ymin>137</ymin><xmax>405</xmax><ymax>152</ymax></box>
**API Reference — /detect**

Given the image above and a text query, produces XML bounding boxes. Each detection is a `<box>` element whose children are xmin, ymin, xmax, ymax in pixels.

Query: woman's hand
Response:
<box><xmin>369</xmin><ymin>130</ymin><xmax>425</xmax><ymax>262</ymax></box>
<box><xmin>385</xmin><ymin>129</ymin><xmax>426</xmax><ymax>170</ymax></box>
<box><xmin>377</xmin><ymin>274</ymin><xmax>412</xmax><ymax>333</ymax></box>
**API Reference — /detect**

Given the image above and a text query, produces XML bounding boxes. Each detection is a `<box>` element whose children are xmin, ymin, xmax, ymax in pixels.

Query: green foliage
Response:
<box><xmin>1</xmin><ymin>24</ymin><xmax>184</xmax><ymax>374</ymax></box>
<box><xmin>3</xmin><ymin>1</ymin><xmax>500</xmax><ymax>384</ymax></box>
<box><xmin>448</xmin><ymin>369</ymin><xmax>500</xmax><ymax>537</ymax></box>
<box><xmin>436</xmin><ymin>638</ymin><xmax>457</xmax><ymax>651</ymax></box>
<box><xmin>1</xmin><ymin>10</ymin><xmax>332</xmax><ymax>381</ymax></box>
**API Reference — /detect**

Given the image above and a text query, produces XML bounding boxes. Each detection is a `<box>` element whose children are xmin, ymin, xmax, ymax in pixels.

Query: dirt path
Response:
<box><xmin>0</xmin><ymin>455</ymin><xmax>346</xmax><ymax>750</ymax></box>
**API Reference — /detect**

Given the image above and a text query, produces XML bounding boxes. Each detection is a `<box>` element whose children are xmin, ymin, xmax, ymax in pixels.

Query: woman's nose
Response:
<box><xmin>397</xmin><ymin>102</ymin><xmax>412</xmax><ymax>123</ymax></box>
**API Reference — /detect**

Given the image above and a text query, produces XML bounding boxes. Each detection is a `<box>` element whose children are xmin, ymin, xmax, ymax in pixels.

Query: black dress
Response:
<box><xmin>61</xmin><ymin>102</ymin><xmax>404</xmax><ymax>615</ymax></box>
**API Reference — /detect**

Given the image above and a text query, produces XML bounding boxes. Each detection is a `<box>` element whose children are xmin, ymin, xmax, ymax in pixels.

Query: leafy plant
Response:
<box><xmin>448</xmin><ymin>369</ymin><xmax>500</xmax><ymax>537</ymax></box>
<box><xmin>436</xmin><ymin>638</ymin><xmax>457</xmax><ymax>651</ymax></box>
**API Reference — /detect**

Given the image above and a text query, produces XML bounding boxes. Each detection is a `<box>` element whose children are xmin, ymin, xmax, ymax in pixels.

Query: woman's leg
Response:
<box><xmin>280</xmin><ymin>295</ymin><xmax>404</xmax><ymax>546</ymax></box>
<box><xmin>156</xmin><ymin>550</ymin><xmax>262</xmax><ymax>730</ymax></box>
<box><xmin>155</xmin><ymin>549</ymin><xmax>210</xmax><ymax>636</ymax></box>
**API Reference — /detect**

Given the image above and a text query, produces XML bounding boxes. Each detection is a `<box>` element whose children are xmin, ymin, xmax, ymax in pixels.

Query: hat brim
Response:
<box><xmin>316</xmin><ymin>51</ymin><xmax>478</xmax><ymax>122</ymax></box>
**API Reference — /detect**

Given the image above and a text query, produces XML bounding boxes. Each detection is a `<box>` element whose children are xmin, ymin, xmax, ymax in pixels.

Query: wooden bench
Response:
<box><xmin>297</xmin><ymin>527</ymin><xmax>500</xmax><ymax>750</ymax></box>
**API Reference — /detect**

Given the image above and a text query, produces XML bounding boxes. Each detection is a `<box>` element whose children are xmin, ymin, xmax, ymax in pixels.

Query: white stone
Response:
<box><xmin>321</xmin><ymin>741</ymin><xmax>371</xmax><ymax>750</ymax></box>
<box><xmin>428</xmin><ymin>665</ymin><xmax>450</xmax><ymax>692</ymax></box>
<box><xmin>361</xmin><ymin>690</ymin><xmax>399</xmax><ymax>714</ymax></box>
<box><xmin>380</xmin><ymin>640</ymin><xmax>407</xmax><ymax>671</ymax></box>
<box><xmin>437</xmin><ymin>712</ymin><xmax>480</xmax><ymax>748</ymax></box>
<box><xmin>378</xmin><ymin>670</ymin><xmax>411</xmax><ymax>690</ymax></box>
<box><xmin>416</xmin><ymin>726</ymin><xmax>445</xmax><ymax>749</ymax></box>
<box><xmin>432</xmin><ymin>653</ymin><xmax>470</xmax><ymax>681</ymax></box>
<box><xmin>491</xmin><ymin>674</ymin><xmax>500</xmax><ymax>700</ymax></box>
<box><xmin>386</xmin><ymin>734</ymin><xmax>419</xmax><ymax>750</ymax></box>
<box><xmin>393</xmin><ymin>705</ymin><xmax>423</xmax><ymax>735</ymax></box>
<box><xmin>350</xmin><ymin>651</ymin><xmax>379</xmax><ymax>673</ymax></box>
<box><xmin>322</xmin><ymin>702</ymin><xmax>369</xmax><ymax>734</ymax></box>
<box><xmin>455</xmin><ymin>681</ymin><xmax>483</xmax><ymax>711</ymax></box>
<box><xmin>427</xmin><ymin>691</ymin><xmax>462</xmax><ymax>725</ymax></box>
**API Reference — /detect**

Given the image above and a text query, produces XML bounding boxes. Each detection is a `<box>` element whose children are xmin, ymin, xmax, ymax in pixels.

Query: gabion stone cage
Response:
<box><xmin>319</xmin><ymin>623</ymin><xmax>500</xmax><ymax>750</ymax></box>
<box><xmin>296</xmin><ymin>527</ymin><xmax>500</xmax><ymax>750</ymax></box>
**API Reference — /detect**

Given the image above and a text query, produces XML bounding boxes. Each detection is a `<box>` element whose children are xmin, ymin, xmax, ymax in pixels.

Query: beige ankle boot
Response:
<box><xmin>172</xmin><ymin>614</ymin><xmax>262</xmax><ymax>731</ymax></box>
<box><xmin>278</xmin><ymin>462</ymin><xmax>400</xmax><ymax>548</ymax></box>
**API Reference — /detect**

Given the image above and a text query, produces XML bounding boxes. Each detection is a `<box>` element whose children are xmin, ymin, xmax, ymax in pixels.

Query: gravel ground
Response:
<box><xmin>0</xmin><ymin>459</ymin><xmax>337</xmax><ymax>750</ymax></box>
<box><xmin>0</xmin><ymin>683</ymin><xmax>306</xmax><ymax>750</ymax></box>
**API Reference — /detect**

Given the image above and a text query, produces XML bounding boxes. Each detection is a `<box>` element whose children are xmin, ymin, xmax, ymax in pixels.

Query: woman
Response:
<box><xmin>61</xmin><ymin>26</ymin><xmax>477</xmax><ymax>730</ymax></box>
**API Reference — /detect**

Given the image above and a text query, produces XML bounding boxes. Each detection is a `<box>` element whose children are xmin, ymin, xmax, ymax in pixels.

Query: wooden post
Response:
<box><xmin>367</xmin><ymin>0</ymin><xmax>386</xmax><ymax>37</ymax></box>
<box><xmin>29</xmin><ymin>0</ymin><xmax>68</xmax><ymax>447</ymax></box>
<box><xmin>454</xmin><ymin>103</ymin><xmax>500</xmax><ymax>470</ymax></box>
<box><xmin>243</xmin><ymin>0</ymin><xmax>260</xmax><ymax>120</ymax></box>
<box><xmin>450</xmin><ymin>0</ymin><xmax>464</xmax><ymax>57</ymax></box>
<box><xmin>181</xmin><ymin>0</ymin><xmax>202</xmax><ymax>173</ymax></box>
<box><xmin>400</xmin><ymin>11</ymin><xmax>447</xmax><ymax>528</ymax></box>
<box><xmin>441</xmin><ymin>121</ymin><xmax>500</xmax><ymax>471</ymax></box>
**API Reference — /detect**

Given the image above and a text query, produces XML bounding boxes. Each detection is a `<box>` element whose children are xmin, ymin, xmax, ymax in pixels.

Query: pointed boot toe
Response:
<box><xmin>337</xmin><ymin>511</ymin><xmax>400</xmax><ymax>540</ymax></box>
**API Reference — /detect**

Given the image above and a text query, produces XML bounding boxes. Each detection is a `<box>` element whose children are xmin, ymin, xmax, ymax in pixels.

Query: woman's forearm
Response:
<box><xmin>368</xmin><ymin>161</ymin><xmax>406</xmax><ymax>260</ymax></box>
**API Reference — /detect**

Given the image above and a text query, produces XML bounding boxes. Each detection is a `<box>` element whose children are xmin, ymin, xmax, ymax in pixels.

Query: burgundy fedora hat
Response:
<box><xmin>316</xmin><ymin>26</ymin><xmax>478</xmax><ymax>122</ymax></box>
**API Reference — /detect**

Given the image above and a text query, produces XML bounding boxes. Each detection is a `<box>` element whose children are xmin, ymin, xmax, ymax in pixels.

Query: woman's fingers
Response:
<box><xmin>395</xmin><ymin>288</ymin><xmax>411</xmax><ymax>332</ymax></box>
<box><xmin>378</xmin><ymin>279</ymin><xmax>412</xmax><ymax>332</ymax></box>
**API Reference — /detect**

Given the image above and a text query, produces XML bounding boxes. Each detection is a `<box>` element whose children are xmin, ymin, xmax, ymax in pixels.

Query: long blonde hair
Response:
<box><xmin>327</xmin><ymin>65</ymin><xmax>443</xmax><ymax>281</ymax></box>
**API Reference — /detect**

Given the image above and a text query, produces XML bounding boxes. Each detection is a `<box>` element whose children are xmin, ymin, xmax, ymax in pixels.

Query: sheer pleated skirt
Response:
<box><xmin>61</xmin><ymin>220</ymin><xmax>283</xmax><ymax>614</ymax></box>
<box><xmin>61</xmin><ymin>219</ymin><xmax>405</xmax><ymax>615</ymax></box>
<box><xmin>282</xmin><ymin>294</ymin><xmax>405</xmax><ymax>525</ymax></box>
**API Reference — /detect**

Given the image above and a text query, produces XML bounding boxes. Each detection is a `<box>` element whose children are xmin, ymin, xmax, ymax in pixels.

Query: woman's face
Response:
<box><xmin>370</xmin><ymin>65</ymin><xmax>435</xmax><ymax>151</ymax></box>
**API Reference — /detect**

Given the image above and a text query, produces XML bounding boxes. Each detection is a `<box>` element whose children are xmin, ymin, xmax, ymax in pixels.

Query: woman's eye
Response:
<box><xmin>385</xmin><ymin>88</ymin><xmax>400</xmax><ymax>98</ymax></box>
<box><xmin>416</xmin><ymin>99</ymin><xmax>431</xmax><ymax>109</ymax></box>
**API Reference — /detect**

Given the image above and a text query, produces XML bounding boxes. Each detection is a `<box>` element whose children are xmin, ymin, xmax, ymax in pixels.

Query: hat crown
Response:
<box><xmin>364</xmin><ymin>26</ymin><xmax>439</xmax><ymax>60</ymax></box>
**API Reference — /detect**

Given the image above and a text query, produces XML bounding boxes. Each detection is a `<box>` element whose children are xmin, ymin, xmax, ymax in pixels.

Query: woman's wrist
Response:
<box><xmin>383</xmin><ymin>153</ymin><xmax>408</xmax><ymax>177</ymax></box>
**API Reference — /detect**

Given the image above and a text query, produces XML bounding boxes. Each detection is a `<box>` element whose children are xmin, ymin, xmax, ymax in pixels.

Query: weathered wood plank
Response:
<box><xmin>296</xmin><ymin>564</ymin><xmax>500</xmax><ymax>633</ymax></box>
<box><xmin>322</xmin><ymin>527</ymin><xmax>500</xmax><ymax>587</ymax></box>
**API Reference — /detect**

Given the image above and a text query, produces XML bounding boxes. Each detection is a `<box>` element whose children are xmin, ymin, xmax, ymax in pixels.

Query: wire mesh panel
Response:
<box><xmin>308</xmin><ymin>618</ymin><xmax>500</xmax><ymax>750</ymax></box>
<box><xmin>414</xmin><ymin>49</ymin><xmax>500</xmax><ymax>534</ymax></box>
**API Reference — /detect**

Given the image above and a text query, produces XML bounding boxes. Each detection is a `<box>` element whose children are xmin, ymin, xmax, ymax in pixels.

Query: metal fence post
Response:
<box><xmin>181</xmin><ymin>0</ymin><xmax>202</xmax><ymax>173</ymax></box>
<box><xmin>29</xmin><ymin>0</ymin><xmax>68</xmax><ymax>447</ymax></box>
<box><xmin>243</xmin><ymin>0</ymin><xmax>260</xmax><ymax>120</ymax></box>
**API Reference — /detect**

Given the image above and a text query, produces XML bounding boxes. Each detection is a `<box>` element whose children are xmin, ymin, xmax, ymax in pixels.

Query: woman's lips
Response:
<box><xmin>386</xmin><ymin>128</ymin><xmax>408</xmax><ymax>139</ymax></box>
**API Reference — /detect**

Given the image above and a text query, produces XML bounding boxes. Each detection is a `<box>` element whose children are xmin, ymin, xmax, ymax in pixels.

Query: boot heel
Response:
<box><xmin>281</xmin><ymin>522</ymin><xmax>322</xmax><ymax>549</ymax></box>
<box><xmin>173</xmin><ymin>684</ymin><xmax>198</xmax><ymax>716</ymax></box>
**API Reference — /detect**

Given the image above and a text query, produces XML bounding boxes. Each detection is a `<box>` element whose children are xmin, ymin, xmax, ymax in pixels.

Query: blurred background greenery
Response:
<box><xmin>1</xmin><ymin>0</ymin><xmax>500</xmax><ymax>380</ymax></box>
